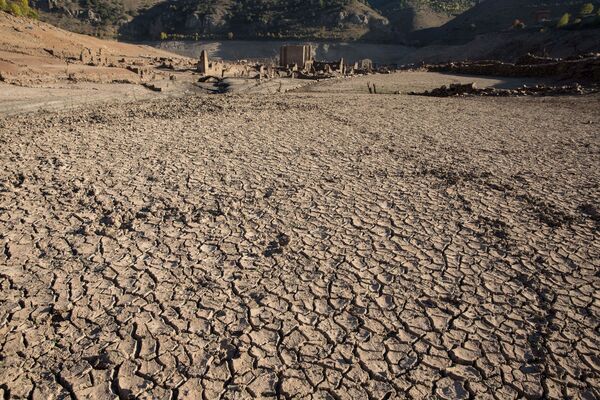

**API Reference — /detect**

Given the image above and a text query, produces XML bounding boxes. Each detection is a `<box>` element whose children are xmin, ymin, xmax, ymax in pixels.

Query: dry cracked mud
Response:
<box><xmin>0</xmin><ymin>74</ymin><xmax>599</xmax><ymax>399</ymax></box>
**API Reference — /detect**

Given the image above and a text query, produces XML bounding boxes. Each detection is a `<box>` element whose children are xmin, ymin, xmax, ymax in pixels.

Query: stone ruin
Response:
<box><xmin>410</xmin><ymin>82</ymin><xmax>597</xmax><ymax>97</ymax></box>
<box><xmin>195</xmin><ymin>44</ymin><xmax>387</xmax><ymax>83</ymax></box>
<box><xmin>355</xmin><ymin>59</ymin><xmax>373</xmax><ymax>73</ymax></box>
<box><xmin>79</xmin><ymin>47</ymin><xmax>109</xmax><ymax>66</ymax></box>
<box><xmin>279</xmin><ymin>45</ymin><xmax>313</xmax><ymax>70</ymax></box>
<box><xmin>425</xmin><ymin>53</ymin><xmax>600</xmax><ymax>83</ymax></box>
<box><xmin>197</xmin><ymin>50</ymin><xmax>252</xmax><ymax>78</ymax></box>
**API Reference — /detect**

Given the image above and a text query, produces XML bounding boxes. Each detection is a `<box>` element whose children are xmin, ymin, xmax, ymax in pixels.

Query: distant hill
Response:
<box><xmin>29</xmin><ymin>0</ymin><xmax>478</xmax><ymax>40</ymax></box>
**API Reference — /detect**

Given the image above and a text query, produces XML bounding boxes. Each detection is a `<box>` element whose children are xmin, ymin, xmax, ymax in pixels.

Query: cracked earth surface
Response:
<box><xmin>0</xmin><ymin>75</ymin><xmax>599</xmax><ymax>399</ymax></box>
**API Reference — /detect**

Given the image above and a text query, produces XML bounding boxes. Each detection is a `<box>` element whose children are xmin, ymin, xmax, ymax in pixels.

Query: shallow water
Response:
<box><xmin>150</xmin><ymin>39</ymin><xmax>415</xmax><ymax>64</ymax></box>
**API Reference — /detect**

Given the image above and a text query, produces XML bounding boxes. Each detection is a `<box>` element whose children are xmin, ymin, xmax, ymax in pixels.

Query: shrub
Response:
<box><xmin>9</xmin><ymin>2</ymin><xmax>22</xmax><ymax>15</ymax></box>
<box><xmin>512</xmin><ymin>19</ymin><xmax>525</xmax><ymax>29</ymax></box>
<box><xmin>19</xmin><ymin>0</ymin><xmax>29</xmax><ymax>14</ymax></box>
<box><xmin>1</xmin><ymin>0</ymin><xmax>37</xmax><ymax>18</ymax></box>
<box><xmin>580</xmin><ymin>3</ymin><xmax>594</xmax><ymax>15</ymax></box>
<box><xmin>557</xmin><ymin>13</ymin><xmax>570</xmax><ymax>28</ymax></box>
<box><xmin>160</xmin><ymin>31</ymin><xmax>168</xmax><ymax>40</ymax></box>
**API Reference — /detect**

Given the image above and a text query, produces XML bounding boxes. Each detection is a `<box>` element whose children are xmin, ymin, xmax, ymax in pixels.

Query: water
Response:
<box><xmin>150</xmin><ymin>40</ymin><xmax>415</xmax><ymax>65</ymax></box>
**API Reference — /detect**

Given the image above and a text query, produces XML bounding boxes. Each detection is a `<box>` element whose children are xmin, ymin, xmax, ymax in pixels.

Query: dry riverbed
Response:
<box><xmin>0</xmin><ymin>73</ymin><xmax>599</xmax><ymax>399</ymax></box>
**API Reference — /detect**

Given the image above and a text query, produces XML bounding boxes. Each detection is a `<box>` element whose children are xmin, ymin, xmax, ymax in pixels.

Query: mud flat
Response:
<box><xmin>1</xmin><ymin>72</ymin><xmax>599</xmax><ymax>399</ymax></box>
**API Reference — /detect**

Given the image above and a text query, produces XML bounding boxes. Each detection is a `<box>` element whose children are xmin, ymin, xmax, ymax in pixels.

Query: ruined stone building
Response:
<box><xmin>279</xmin><ymin>45</ymin><xmax>313</xmax><ymax>69</ymax></box>
<box><xmin>197</xmin><ymin>49</ymin><xmax>253</xmax><ymax>78</ymax></box>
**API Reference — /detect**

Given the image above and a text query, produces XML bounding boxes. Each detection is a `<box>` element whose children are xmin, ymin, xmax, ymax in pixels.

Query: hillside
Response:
<box><xmin>411</xmin><ymin>0</ymin><xmax>600</xmax><ymax>44</ymax></box>
<box><xmin>120</xmin><ymin>0</ymin><xmax>393</xmax><ymax>41</ymax></box>
<box><xmin>27</xmin><ymin>0</ymin><xmax>477</xmax><ymax>40</ymax></box>
<box><xmin>0</xmin><ymin>10</ymin><xmax>190</xmax><ymax>85</ymax></box>
<box><xmin>31</xmin><ymin>0</ymin><xmax>162</xmax><ymax>36</ymax></box>
<box><xmin>370</xmin><ymin>0</ymin><xmax>476</xmax><ymax>38</ymax></box>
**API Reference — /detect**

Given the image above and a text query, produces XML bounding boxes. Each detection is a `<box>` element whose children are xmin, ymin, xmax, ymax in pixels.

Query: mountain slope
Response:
<box><xmin>370</xmin><ymin>0</ymin><xmax>477</xmax><ymax>39</ymax></box>
<box><xmin>30</xmin><ymin>0</ymin><xmax>478</xmax><ymax>40</ymax></box>
<box><xmin>120</xmin><ymin>0</ymin><xmax>391</xmax><ymax>40</ymax></box>
<box><xmin>31</xmin><ymin>0</ymin><xmax>161</xmax><ymax>36</ymax></box>
<box><xmin>411</xmin><ymin>0</ymin><xmax>599</xmax><ymax>44</ymax></box>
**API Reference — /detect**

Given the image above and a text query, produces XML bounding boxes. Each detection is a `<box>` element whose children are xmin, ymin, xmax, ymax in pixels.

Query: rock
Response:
<box><xmin>411</xmin><ymin>82</ymin><xmax>598</xmax><ymax>97</ymax></box>
<box><xmin>436</xmin><ymin>377</ymin><xmax>469</xmax><ymax>400</ymax></box>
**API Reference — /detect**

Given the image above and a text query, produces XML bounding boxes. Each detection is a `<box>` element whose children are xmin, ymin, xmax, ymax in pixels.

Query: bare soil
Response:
<box><xmin>1</xmin><ymin>72</ymin><xmax>599</xmax><ymax>399</ymax></box>
<box><xmin>0</xmin><ymin>12</ymin><xmax>192</xmax><ymax>86</ymax></box>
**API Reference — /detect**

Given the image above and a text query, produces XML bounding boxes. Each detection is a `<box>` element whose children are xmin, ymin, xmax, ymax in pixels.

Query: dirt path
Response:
<box><xmin>0</xmin><ymin>74</ymin><xmax>599</xmax><ymax>399</ymax></box>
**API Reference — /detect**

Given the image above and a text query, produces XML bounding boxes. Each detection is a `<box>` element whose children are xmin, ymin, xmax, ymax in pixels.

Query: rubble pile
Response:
<box><xmin>411</xmin><ymin>82</ymin><xmax>599</xmax><ymax>97</ymax></box>
<box><xmin>425</xmin><ymin>53</ymin><xmax>600</xmax><ymax>83</ymax></box>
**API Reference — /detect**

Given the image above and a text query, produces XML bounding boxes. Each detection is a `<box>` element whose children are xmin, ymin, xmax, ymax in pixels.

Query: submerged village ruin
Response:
<box><xmin>197</xmin><ymin>45</ymin><xmax>373</xmax><ymax>81</ymax></box>
<box><xmin>189</xmin><ymin>44</ymin><xmax>600</xmax><ymax>96</ymax></box>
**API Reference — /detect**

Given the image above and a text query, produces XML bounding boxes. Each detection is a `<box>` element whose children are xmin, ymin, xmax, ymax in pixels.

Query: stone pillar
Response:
<box><xmin>198</xmin><ymin>50</ymin><xmax>209</xmax><ymax>74</ymax></box>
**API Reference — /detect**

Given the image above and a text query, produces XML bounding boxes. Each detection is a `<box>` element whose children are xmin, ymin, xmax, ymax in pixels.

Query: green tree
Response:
<box><xmin>0</xmin><ymin>0</ymin><xmax>7</xmax><ymax>11</ymax></box>
<box><xmin>160</xmin><ymin>31</ymin><xmax>168</xmax><ymax>40</ymax></box>
<box><xmin>580</xmin><ymin>3</ymin><xmax>594</xmax><ymax>15</ymax></box>
<box><xmin>557</xmin><ymin>13</ymin><xmax>570</xmax><ymax>28</ymax></box>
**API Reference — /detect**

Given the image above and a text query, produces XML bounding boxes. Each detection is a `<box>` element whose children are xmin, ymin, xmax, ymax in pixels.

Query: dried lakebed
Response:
<box><xmin>0</xmin><ymin>80</ymin><xmax>599</xmax><ymax>399</ymax></box>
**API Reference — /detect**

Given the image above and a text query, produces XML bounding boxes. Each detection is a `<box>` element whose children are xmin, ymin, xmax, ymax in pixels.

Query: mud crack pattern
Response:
<box><xmin>0</xmin><ymin>90</ymin><xmax>599</xmax><ymax>399</ymax></box>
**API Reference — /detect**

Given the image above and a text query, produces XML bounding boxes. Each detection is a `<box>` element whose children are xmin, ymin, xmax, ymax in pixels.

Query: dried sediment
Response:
<box><xmin>1</xmin><ymin>75</ymin><xmax>599</xmax><ymax>399</ymax></box>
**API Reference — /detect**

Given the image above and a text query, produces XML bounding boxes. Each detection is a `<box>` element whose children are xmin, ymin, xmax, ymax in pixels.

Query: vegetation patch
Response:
<box><xmin>1</xmin><ymin>0</ymin><xmax>38</xmax><ymax>18</ymax></box>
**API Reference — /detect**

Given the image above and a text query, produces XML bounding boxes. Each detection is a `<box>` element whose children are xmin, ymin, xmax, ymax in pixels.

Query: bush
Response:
<box><xmin>160</xmin><ymin>31</ymin><xmax>168</xmax><ymax>40</ymax></box>
<box><xmin>557</xmin><ymin>13</ymin><xmax>570</xmax><ymax>28</ymax></box>
<box><xmin>19</xmin><ymin>0</ymin><xmax>28</xmax><ymax>14</ymax></box>
<box><xmin>9</xmin><ymin>2</ymin><xmax>22</xmax><ymax>15</ymax></box>
<box><xmin>580</xmin><ymin>3</ymin><xmax>594</xmax><ymax>15</ymax></box>
<box><xmin>1</xmin><ymin>0</ymin><xmax>37</xmax><ymax>18</ymax></box>
<box><xmin>512</xmin><ymin>19</ymin><xmax>525</xmax><ymax>29</ymax></box>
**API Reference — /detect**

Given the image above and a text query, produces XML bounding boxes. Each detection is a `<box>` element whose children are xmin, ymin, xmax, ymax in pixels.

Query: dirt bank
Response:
<box><xmin>0</xmin><ymin>12</ymin><xmax>194</xmax><ymax>86</ymax></box>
